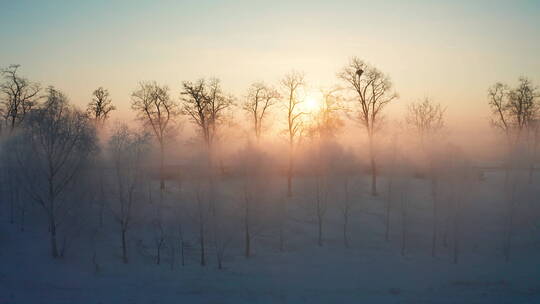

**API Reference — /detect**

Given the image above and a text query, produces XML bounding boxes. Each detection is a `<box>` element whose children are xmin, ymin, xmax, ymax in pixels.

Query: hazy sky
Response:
<box><xmin>1</xmin><ymin>0</ymin><xmax>539</xmax><ymax>134</ymax></box>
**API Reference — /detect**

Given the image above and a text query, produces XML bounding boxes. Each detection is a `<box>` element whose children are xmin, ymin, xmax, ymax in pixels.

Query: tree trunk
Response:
<box><xmin>279</xmin><ymin>196</ymin><xmax>286</xmax><ymax>252</ymax></box>
<box><xmin>452</xmin><ymin>201</ymin><xmax>460</xmax><ymax>264</ymax></box>
<box><xmin>156</xmin><ymin>240</ymin><xmax>162</xmax><ymax>265</ymax></box>
<box><xmin>217</xmin><ymin>256</ymin><xmax>223</xmax><ymax>270</ymax></box>
<box><xmin>343</xmin><ymin>214</ymin><xmax>349</xmax><ymax>248</ymax></box>
<box><xmin>279</xmin><ymin>219</ymin><xmax>285</xmax><ymax>252</ymax></box>
<box><xmin>50</xmin><ymin>218</ymin><xmax>59</xmax><ymax>258</ymax></box>
<box><xmin>199</xmin><ymin>221</ymin><xmax>206</xmax><ymax>266</ymax></box>
<box><xmin>369</xmin><ymin>135</ymin><xmax>377</xmax><ymax>196</ymax></box>
<box><xmin>453</xmin><ymin>217</ymin><xmax>459</xmax><ymax>264</ymax></box>
<box><xmin>343</xmin><ymin>180</ymin><xmax>350</xmax><ymax>248</ymax></box>
<box><xmin>121</xmin><ymin>228</ymin><xmax>128</xmax><ymax>264</ymax></box>
<box><xmin>159</xmin><ymin>141</ymin><xmax>165</xmax><ymax>190</ymax></box>
<box><xmin>170</xmin><ymin>245</ymin><xmax>175</xmax><ymax>270</ymax></box>
<box><xmin>431</xmin><ymin>204</ymin><xmax>438</xmax><ymax>258</ymax></box>
<box><xmin>431</xmin><ymin>180</ymin><xmax>438</xmax><ymax>257</ymax></box>
<box><xmin>287</xmin><ymin>175</ymin><xmax>292</xmax><ymax>197</ymax></box>
<box><xmin>504</xmin><ymin>197</ymin><xmax>516</xmax><ymax>263</ymax></box>
<box><xmin>20</xmin><ymin>202</ymin><xmax>26</xmax><ymax>232</ymax></box>
<box><xmin>385</xmin><ymin>179</ymin><xmax>392</xmax><ymax>241</ymax></box>
<box><xmin>181</xmin><ymin>241</ymin><xmax>185</xmax><ymax>266</ymax></box>
<box><xmin>9</xmin><ymin>195</ymin><xmax>14</xmax><ymax>225</ymax></box>
<box><xmin>178</xmin><ymin>224</ymin><xmax>185</xmax><ymax>267</ymax></box>
<box><xmin>99</xmin><ymin>201</ymin><xmax>104</xmax><ymax>228</ymax></box>
<box><xmin>400</xmin><ymin>191</ymin><xmax>407</xmax><ymax>257</ymax></box>
<box><xmin>99</xmin><ymin>174</ymin><xmax>105</xmax><ymax>227</ymax></box>
<box><xmin>287</xmin><ymin>151</ymin><xmax>293</xmax><ymax>197</ymax></box>
<box><xmin>317</xmin><ymin>214</ymin><xmax>323</xmax><ymax>247</ymax></box>
<box><xmin>244</xmin><ymin>209</ymin><xmax>251</xmax><ymax>258</ymax></box>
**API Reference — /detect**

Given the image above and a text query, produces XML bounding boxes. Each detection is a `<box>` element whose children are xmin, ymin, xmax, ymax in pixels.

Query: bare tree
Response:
<box><xmin>281</xmin><ymin>71</ymin><xmax>305</xmax><ymax>197</ymax></box>
<box><xmin>182</xmin><ymin>77</ymin><xmax>233</xmax><ymax>230</ymax></box>
<box><xmin>108</xmin><ymin>124</ymin><xmax>150</xmax><ymax>263</ymax></box>
<box><xmin>489</xmin><ymin>78</ymin><xmax>539</xmax><ymax>188</ymax></box>
<box><xmin>338</xmin><ymin>57</ymin><xmax>397</xmax><ymax>195</ymax></box>
<box><xmin>0</xmin><ymin>65</ymin><xmax>41</xmax><ymax>134</ymax></box>
<box><xmin>406</xmin><ymin>98</ymin><xmax>445</xmax><ymax>148</ymax></box>
<box><xmin>86</xmin><ymin>87</ymin><xmax>115</xmax><ymax>228</ymax></box>
<box><xmin>305</xmin><ymin>88</ymin><xmax>343</xmax><ymax>246</ymax></box>
<box><xmin>243</xmin><ymin>82</ymin><xmax>280</xmax><ymax>142</ymax></box>
<box><xmin>182</xmin><ymin>78</ymin><xmax>233</xmax><ymax>151</ymax></box>
<box><xmin>87</xmin><ymin>87</ymin><xmax>115</xmax><ymax>128</ymax></box>
<box><xmin>406</xmin><ymin>98</ymin><xmax>446</xmax><ymax>257</ymax></box>
<box><xmin>508</xmin><ymin>78</ymin><xmax>538</xmax><ymax>139</ymax></box>
<box><xmin>488</xmin><ymin>78</ymin><xmax>539</xmax><ymax>143</ymax></box>
<box><xmin>11</xmin><ymin>87</ymin><xmax>96</xmax><ymax>258</ymax></box>
<box><xmin>131</xmin><ymin>82</ymin><xmax>179</xmax><ymax>190</ymax></box>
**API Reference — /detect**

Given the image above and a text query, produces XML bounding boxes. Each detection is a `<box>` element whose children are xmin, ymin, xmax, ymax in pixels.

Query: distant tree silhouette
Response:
<box><xmin>0</xmin><ymin>65</ymin><xmax>41</xmax><ymax>134</ymax></box>
<box><xmin>281</xmin><ymin>71</ymin><xmax>305</xmax><ymax>197</ymax></box>
<box><xmin>406</xmin><ymin>98</ymin><xmax>446</xmax><ymax>257</ymax></box>
<box><xmin>338</xmin><ymin>57</ymin><xmax>397</xmax><ymax>196</ymax></box>
<box><xmin>243</xmin><ymin>82</ymin><xmax>280</xmax><ymax>142</ymax></box>
<box><xmin>11</xmin><ymin>87</ymin><xmax>96</xmax><ymax>258</ymax></box>
<box><xmin>108</xmin><ymin>123</ymin><xmax>150</xmax><ymax>263</ymax></box>
<box><xmin>87</xmin><ymin>87</ymin><xmax>115</xmax><ymax>128</ymax></box>
<box><xmin>131</xmin><ymin>81</ymin><xmax>179</xmax><ymax>190</ymax></box>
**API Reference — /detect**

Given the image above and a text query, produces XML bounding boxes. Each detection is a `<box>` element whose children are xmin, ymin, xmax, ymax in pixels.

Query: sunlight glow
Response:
<box><xmin>302</xmin><ymin>93</ymin><xmax>322</xmax><ymax>113</ymax></box>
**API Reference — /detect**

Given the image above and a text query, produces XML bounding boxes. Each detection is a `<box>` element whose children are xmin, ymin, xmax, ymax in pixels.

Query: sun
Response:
<box><xmin>302</xmin><ymin>93</ymin><xmax>322</xmax><ymax>113</ymax></box>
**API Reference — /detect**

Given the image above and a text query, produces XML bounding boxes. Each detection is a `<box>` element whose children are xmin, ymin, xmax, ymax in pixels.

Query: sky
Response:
<box><xmin>1</xmin><ymin>0</ymin><xmax>539</xmax><ymax>138</ymax></box>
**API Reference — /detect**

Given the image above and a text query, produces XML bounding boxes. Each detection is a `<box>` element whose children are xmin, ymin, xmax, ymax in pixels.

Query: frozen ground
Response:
<box><xmin>1</xmin><ymin>171</ymin><xmax>540</xmax><ymax>303</ymax></box>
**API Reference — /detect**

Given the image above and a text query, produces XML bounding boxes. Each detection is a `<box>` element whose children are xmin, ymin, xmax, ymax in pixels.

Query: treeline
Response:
<box><xmin>0</xmin><ymin>58</ymin><xmax>539</xmax><ymax>269</ymax></box>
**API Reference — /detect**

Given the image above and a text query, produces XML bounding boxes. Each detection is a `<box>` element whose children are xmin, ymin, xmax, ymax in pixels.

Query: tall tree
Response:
<box><xmin>181</xmin><ymin>78</ymin><xmax>233</xmax><ymax>151</ymax></box>
<box><xmin>338</xmin><ymin>57</ymin><xmax>397</xmax><ymax>195</ymax></box>
<box><xmin>406</xmin><ymin>98</ymin><xmax>446</xmax><ymax>257</ymax></box>
<box><xmin>488</xmin><ymin>78</ymin><xmax>538</xmax><ymax>261</ymax></box>
<box><xmin>488</xmin><ymin>78</ymin><xmax>539</xmax><ymax>144</ymax></box>
<box><xmin>131</xmin><ymin>81</ymin><xmax>179</xmax><ymax>190</ymax></box>
<box><xmin>108</xmin><ymin>124</ymin><xmax>150</xmax><ymax>263</ymax></box>
<box><xmin>243</xmin><ymin>82</ymin><xmax>280</xmax><ymax>142</ymax></box>
<box><xmin>306</xmin><ymin>88</ymin><xmax>343</xmax><ymax>246</ymax></box>
<box><xmin>406</xmin><ymin>98</ymin><xmax>445</xmax><ymax>149</ymax></box>
<box><xmin>0</xmin><ymin>65</ymin><xmax>41</xmax><ymax>134</ymax></box>
<box><xmin>11</xmin><ymin>87</ymin><xmax>96</xmax><ymax>257</ymax></box>
<box><xmin>181</xmin><ymin>78</ymin><xmax>233</xmax><ymax>266</ymax></box>
<box><xmin>281</xmin><ymin>71</ymin><xmax>305</xmax><ymax>197</ymax></box>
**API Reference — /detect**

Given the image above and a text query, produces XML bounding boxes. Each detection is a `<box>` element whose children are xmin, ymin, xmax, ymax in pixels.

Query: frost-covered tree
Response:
<box><xmin>108</xmin><ymin>123</ymin><xmax>150</xmax><ymax>263</ymax></box>
<box><xmin>10</xmin><ymin>87</ymin><xmax>96</xmax><ymax>258</ymax></box>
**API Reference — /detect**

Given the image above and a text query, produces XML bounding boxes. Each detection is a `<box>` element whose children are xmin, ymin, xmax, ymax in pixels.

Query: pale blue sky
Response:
<box><xmin>1</xmin><ymin>0</ymin><xmax>539</xmax><ymax>129</ymax></box>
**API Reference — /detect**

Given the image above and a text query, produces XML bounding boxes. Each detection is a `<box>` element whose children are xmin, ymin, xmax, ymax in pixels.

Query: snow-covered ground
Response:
<box><xmin>1</xmin><ymin>171</ymin><xmax>540</xmax><ymax>303</ymax></box>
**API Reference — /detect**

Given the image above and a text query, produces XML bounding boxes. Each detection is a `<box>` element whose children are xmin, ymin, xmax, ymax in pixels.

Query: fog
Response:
<box><xmin>1</xmin><ymin>61</ymin><xmax>539</xmax><ymax>303</ymax></box>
